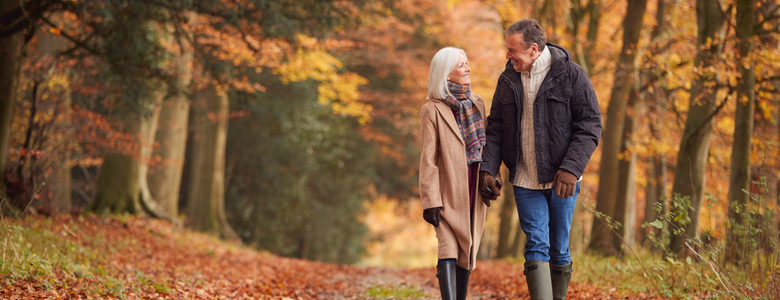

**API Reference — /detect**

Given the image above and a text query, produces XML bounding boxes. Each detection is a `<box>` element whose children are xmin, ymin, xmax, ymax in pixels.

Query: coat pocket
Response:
<box><xmin>546</xmin><ymin>89</ymin><xmax>573</xmax><ymax>126</ymax></box>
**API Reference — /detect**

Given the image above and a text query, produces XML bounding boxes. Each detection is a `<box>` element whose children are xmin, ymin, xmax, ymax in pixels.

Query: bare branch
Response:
<box><xmin>40</xmin><ymin>16</ymin><xmax>101</xmax><ymax>56</ymax></box>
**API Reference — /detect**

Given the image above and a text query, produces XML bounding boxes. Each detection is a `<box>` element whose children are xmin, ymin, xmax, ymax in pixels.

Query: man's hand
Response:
<box><xmin>423</xmin><ymin>207</ymin><xmax>442</xmax><ymax>227</ymax></box>
<box><xmin>552</xmin><ymin>169</ymin><xmax>577</xmax><ymax>198</ymax></box>
<box><xmin>479</xmin><ymin>171</ymin><xmax>502</xmax><ymax>206</ymax></box>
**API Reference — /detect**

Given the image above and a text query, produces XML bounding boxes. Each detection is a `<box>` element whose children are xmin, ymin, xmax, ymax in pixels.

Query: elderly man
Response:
<box><xmin>479</xmin><ymin>19</ymin><xmax>602</xmax><ymax>300</ymax></box>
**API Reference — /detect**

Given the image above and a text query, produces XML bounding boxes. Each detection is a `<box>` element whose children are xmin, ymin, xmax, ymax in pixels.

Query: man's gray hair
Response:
<box><xmin>505</xmin><ymin>19</ymin><xmax>546</xmax><ymax>51</ymax></box>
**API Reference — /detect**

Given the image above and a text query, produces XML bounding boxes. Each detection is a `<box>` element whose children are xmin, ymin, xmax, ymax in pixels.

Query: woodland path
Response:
<box><xmin>1</xmin><ymin>216</ymin><xmax>662</xmax><ymax>299</ymax></box>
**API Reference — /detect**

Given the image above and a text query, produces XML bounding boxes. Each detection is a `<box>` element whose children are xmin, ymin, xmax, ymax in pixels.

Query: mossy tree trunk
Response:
<box><xmin>185</xmin><ymin>83</ymin><xmax>238</xmax><ymax>240</ymax></box>
<box><xmin>92</xmin><ymin>86</ymin><xmax>174</xmax><ymax>222</ymax></box>
<box><xmin>148</xmin><ymin>20</ymin><xmax>194</xmax><ymax>217</ymax></box>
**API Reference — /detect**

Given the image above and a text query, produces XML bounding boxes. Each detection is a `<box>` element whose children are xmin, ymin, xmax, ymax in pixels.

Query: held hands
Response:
<box><xmin>423</xmin><ymin>207</ymin><xmax>442</xmax><ymax>227</ymax></box>
<box><xmin>552</xmin><ymin>169</ymin><xmax>578</xmax><ymax>198</ymax></box>
<box><xmin>479</xmin><ymin>171</ymin><xmax>503</xmax><ymax>207</ymax></box>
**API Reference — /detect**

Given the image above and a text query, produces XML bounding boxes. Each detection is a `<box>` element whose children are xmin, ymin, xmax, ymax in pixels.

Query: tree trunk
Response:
<box><xmin>668</xmin><ymin>0</ymin><xmax>726</xmax><ymax>255</ymax></box>
<box><xmin>725</xmin><ymin>0</ymin><xmax>756</xmax><ymax>262</ymax></box>
<box><xmin>644</xmin><ymin>154</ymin><xmax>667</xmax><ymax>247</ymax></box>
<box><xmin>92</xmin><ymin>86</ymin><xmax>173</xmax><ymax>222</ymax></box>
<box><xmin>613</xmin><ymin>87</ymin><xmax>638</xmax><ymax>252</ymax></box>
<box><xmin>584</xmin><ymin>0</ymin><xmax>600</xmax><ymax>76</ymax></box>
<box><xmin>589</xmin><ymin>0</ymin><xmax>648</xmax><ymax>256</ymax></box>
<box><xmin>641</xmin><ymin>0</ymin><xmax>669</xmax><ymax>249</ymax></box>
<box><xmin>92</xmin><ymin>152</ymin><xmax>142</xmax><ymax>214</ymax></box>
<box><xmin>0</xmin><ymin>2</ymin><xmax>24</xmax><ymax>186</ymax></box>
<box><xmin>35</xmin><ymin>23</ymin><xmax>72</xmax><ymax>214</ymax></box>
<box><xmin>567</xmin><ymin>0</ymin><xmax>586</xmax><ymax>69</ymax></box>
<box><xmin>148</xmin><ymin>27</ymin><xmax>194</xmax><ymax>217</ymax></box>
<box><xmin>496</xmin><ymin>167</ymin><xmax>515</xmax><ymax>258</ymax></box>
<box><xmin>185</xmin><ymin>83</ymin><xmax>238</xmax><ymax>240</ymax></box>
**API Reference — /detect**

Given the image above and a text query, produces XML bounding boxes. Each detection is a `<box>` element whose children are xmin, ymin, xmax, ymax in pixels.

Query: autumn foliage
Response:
<box><xmin>0</xmin><ymin>215</ymin><xmax>670</xmax><ymax>299</ymax></box>
<box><xmin>1</xmin><ymin>0</ymin><xmax>780</xmax><ymax>298</ymax></box>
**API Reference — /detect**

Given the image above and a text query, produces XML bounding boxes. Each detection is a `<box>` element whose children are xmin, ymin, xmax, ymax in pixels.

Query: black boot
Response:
<box><xmin>437</xmin><ymin>261</ymin><xmax>457</xmax><ymax>300</ymax></box>
<box><xmin>455</xmin><ymin>265</ymin><xmax>470</xmax><ymax>300</ymax></box>
<box><xmin>550</xmin><ymin>262</ymin><xmax>573</xmax><ymax>300</ymax></box>
<box><xmin>524</xmin><ymin>260</ymin><xmax>553</xmax><ymax>300</ymax></box>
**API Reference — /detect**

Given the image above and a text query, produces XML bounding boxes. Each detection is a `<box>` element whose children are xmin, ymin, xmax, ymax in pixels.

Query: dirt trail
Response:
<box><xmin>1</xmin><ymin>216</ymin><xmax>661</xmax><ymax>299</ymax></box>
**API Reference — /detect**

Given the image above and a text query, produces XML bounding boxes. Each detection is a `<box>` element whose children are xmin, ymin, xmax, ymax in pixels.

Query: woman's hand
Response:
<box><xmin>479</xmin><ymin>171</ymin><xmax>502</xmax><ymax>205</ymax></box>
<box><xmin>423</xmin><ymin>207</ymin><xmax>442</xmax><ymax>227</ymax></box>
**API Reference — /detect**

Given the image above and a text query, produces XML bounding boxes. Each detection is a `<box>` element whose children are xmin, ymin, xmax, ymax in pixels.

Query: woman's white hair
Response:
<box><xmin>427</xmin><ymin>47</ymin><xmax>467</xmax><ymax>100</ymax></box>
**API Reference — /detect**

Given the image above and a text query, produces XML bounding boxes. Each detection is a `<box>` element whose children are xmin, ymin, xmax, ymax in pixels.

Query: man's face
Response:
<box><xmin>505</xmin><ymin>33</ymin><xmax>539</xmax><ymax>72</ymax></box>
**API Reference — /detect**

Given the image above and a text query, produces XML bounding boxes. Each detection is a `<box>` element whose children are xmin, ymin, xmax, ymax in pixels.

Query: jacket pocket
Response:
<box><xmin>548</xmin><ymin>124</ymin><xmax>571</xmax><ymax>168</ymax></box>
<box><xmin>546</xmin><ymin>89</ymin><xmax>572</xmax><ymax>126</ymax></box>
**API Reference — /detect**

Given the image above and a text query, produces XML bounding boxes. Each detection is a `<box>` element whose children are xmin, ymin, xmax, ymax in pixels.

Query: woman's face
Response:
<box><xmin>448</xmin><ymin>54</ymin><xmax>471</xmax><ymax>85</ymax></box>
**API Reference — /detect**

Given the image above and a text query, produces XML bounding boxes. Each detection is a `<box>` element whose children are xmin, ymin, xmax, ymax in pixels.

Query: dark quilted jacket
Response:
<box><xmin>479</xmin><ymin>43</ymin><xmax>602</xmax><ymax>184</ymax></box>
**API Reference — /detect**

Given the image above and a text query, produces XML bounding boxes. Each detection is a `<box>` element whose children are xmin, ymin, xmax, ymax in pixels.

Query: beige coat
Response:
<box><xmin>419</xmin><ymin>94</ymin><xmax>487</xmax><ymax>270</ymax></box>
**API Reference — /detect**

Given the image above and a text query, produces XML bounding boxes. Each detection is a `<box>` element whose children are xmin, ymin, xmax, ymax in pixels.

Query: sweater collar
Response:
<box><xmin>524</xmin><ymin>46</ymin><xmax>551</xmax><ymax>76</ymax></box>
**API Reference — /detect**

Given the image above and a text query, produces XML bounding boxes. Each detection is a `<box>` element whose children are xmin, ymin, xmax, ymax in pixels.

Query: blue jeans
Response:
<box><xmin>514</xmin><ymin>182</ymin><xmax>580</xmax><ymax>265</ymax></box>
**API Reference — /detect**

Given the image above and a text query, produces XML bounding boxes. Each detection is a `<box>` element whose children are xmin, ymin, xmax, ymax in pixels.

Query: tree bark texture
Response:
<box><xmin>725</xmin><ymin>0</ymin><xmax>756</xmax><ymax>262</ymax></box>
<box><xmin>668</xmin><ymin>0</ymin><xmax>726</xmax><ymax>255</ymax></box>
<box><xmin>185</xmin><ymin>83</ymin><xmax>238</xmax><ymax>240</ymax></box>
<box><xmin>589</xmin><ymin>0</ymin><xmax>648</xmax><ymax>256</ymax></box>
<box><xmin>148</xmin><ymin>25</ymin><xmax>194</xmax><ymax>217</ymax></box>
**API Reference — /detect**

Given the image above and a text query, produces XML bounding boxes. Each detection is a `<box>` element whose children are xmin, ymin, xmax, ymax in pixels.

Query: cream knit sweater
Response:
<box><xmin>512</xmin><ymin>47</ymin><xmax>553</xmax><ymax>189</ymax></box>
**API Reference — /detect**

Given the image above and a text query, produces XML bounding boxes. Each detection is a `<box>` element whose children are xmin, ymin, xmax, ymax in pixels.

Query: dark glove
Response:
<box><xmin>479</xmin><ymin>171</ymin><xmax>503</xmax><ymax>206</ymax></box>
<box><xmin>423</xmin><ymin>207</ymin><xmax>442</xmax><ymax>227</ymax></box>
<box><xmin>552</xmin><ymin>169</ymin><xmax>578</xmax><ymax>198</ymax></box>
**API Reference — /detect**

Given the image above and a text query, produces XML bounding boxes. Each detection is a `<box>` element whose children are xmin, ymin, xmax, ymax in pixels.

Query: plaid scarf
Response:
<box><xmin>442</xmin><ymin>82</ymin><xmax>486</xmax><ymax>165</ymax></box>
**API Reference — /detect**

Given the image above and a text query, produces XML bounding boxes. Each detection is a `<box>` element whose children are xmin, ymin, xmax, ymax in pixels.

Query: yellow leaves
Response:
<box><xmin>757</xmin><ymin>99</ymin><xmax>775</xmax><ymax>123</ymax></box>
<box><xmin>273</xmin><ymin>35</ymin><xmax>372</xmax><ymax>122</ymax></box>
<box><xmin>444</xmin><ymin>0</ymin><xmax>464</xmax><ymax>10</ymax></box>
<box><xmin>49</xmin><ymin>27</ymin><xmax>61</xmax><ymax>35</ymax></box>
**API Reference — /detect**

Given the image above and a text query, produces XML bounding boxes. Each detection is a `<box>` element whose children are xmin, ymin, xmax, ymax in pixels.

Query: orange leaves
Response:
<box><xmin>1</xmin><ymin>215</ymin><xmax>672</xmax><ymax>299</ymax></box>
<box><xmin>70</xmin><ymin>105</ymin><xmax>140</xmax><ymax>159</ymax></box>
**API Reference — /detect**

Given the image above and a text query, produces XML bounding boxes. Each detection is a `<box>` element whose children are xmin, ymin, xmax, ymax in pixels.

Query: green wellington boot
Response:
<box><xmin>437</xmin><ymin>261</ymin><xmax>457</xmax><ymax>300</ymax></box>
<box><xmin>523</xmin><ymin>260</ymin><xmax>553</xmax><ymax>300</ymax></box>
<box><xmin>455</xmin><ymin>265</ymin><xmax>470</xmax><ymax>300</ymax></box>
<box><xmin>550</xmin><ymin>263</ymin><xmax>573</xmax><ymax>300</ymax></box>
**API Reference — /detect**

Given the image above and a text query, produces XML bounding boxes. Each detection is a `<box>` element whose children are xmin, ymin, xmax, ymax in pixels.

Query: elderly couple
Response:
<box><xmin>419</xmin><ymin>19</ymin><xmax>602</xmax><ymax>300</ymax></box>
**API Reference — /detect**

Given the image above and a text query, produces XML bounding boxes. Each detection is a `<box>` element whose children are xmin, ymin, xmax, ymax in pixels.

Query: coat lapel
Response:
<box><xmin>473</xmin><ymin>95</ymin><xmax>486</xmax><ymax>120</ymax></box>
<box><xmin>433</xmin><ymin>101</ymin><xmax>465</xmax><ymax>145</ymax></box>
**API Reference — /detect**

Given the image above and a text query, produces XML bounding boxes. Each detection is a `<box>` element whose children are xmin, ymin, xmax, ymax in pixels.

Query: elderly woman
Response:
<box><xmin>419</xmin><ymin>47</ymin><xmax>501</xmax><ymax>300</ymax></box>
